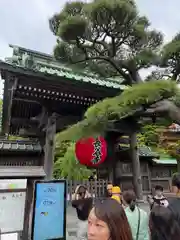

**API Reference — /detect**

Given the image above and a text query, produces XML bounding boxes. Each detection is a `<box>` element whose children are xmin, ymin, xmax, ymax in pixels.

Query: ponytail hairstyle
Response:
<box><xmin>123</xmin><ymin>190</ymin><xmax>136</xmax><ymax>212</ymax></box>
<box><xmin>129</xmin><ymin>199</ymin><xmax>136</xmax><ymax>211</ymax></box>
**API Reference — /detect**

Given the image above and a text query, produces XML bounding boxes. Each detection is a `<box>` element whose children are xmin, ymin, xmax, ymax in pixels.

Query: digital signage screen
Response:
<box><xmin>32</xmin><ymin>180</ymin><xmax>66</xmax><ymax>240</ymax></box>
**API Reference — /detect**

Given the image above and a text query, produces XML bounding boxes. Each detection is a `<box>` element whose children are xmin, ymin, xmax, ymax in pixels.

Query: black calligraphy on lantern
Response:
<box><xmin>91</xmin><ymin>138</ymin><xmax>102</xmax><ymax>164</ymax></box>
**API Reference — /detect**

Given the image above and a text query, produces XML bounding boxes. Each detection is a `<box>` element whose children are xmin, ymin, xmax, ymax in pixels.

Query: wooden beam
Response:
<box><xmin>11</xmin><ymin>114</ymin><xmax>81</xmax><ymax>134</ymax></box>
<box><xmin>17</xmin><ymin>71</ymin><xmax>120</xmax><ymax>98</ymax></box>
<box><xmin>111</xmin><ymin>119</ymin><xmax>141</xmax><ymax>133</ymax></box>
<box><xmin>44</xmin><ymin>113</ymin><xmax>56</xmax><ymax>180</ymax></box>
<box><xmin>11</xmin><ymin>118</ymin><xmax>38</xmax><ymax>125</ymax></box>
<box><xmin>0</xmin><ymin>61</ymin><xmax>120</xmax><ymax>100</ymax></box>
<box><xmin>18</xmin><ymin>128</ymin><xmax>44</xmax><ymax>138</ymax></box>
<box><xmin>0</xmin><ymin>166</ymin><xmax>45</xmax><ymax>177</ymax></box>
<box><xmin>15</xmin><ymin>87</ymin><xmax>98</xmax><ymax>106</ymax></box>
<box><xmin>2</xmin><ymin>74</ymin><xmax>17</xmax><ymax>135</ymax></box>
<box><xmin>13</xmin><ymin>97</ymin><xmax>41</xmax><ymax>105</ymax></box>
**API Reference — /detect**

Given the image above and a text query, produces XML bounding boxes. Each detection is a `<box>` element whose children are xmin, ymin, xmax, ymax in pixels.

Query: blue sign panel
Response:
<box><xmin>32</xmin><ymin>180</ymin><xmax>66</xmax><ymax>240</ymax></box>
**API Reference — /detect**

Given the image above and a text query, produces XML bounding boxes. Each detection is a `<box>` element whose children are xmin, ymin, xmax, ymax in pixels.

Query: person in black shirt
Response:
<box><xmin>72</xmin><ymin>185</ymin><xmax>93</xmax><ymax>239</ymax></box>
<box><xmin>150</xmin><ymin>205</ymin><xmax>180</xmax><ymax>240</ymax></box>
<box><xmin>148</xmin><ymin>185</ymin><xmax>168</xmax><ymax>210</ymax></box>
<box><xmin>168</xmin><ymin>173</ymin><xmax>180</xmax><ymax>225</ymax></box>
<box><xmin>153</xmin><ymin>185</ymin><xmax>169</xmax><ymax>208</ymax></box>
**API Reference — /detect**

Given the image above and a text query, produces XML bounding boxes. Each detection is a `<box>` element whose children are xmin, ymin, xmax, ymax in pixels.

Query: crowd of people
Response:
<box><xmin>71</xmin><ymin>172</ymin><xmax>180</xmax><ymax>240</ymax></box>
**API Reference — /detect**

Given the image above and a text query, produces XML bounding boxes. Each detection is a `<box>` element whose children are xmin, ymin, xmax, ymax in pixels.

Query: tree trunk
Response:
<box><xmin>130</xmin><ymin>71</ymin><xmax>142</xmax><ymax>84</ymax></box>
<box><xmin>130</xmin><ymin>132</ymin><xmax>143</xmax><ymax>200</ymax></box>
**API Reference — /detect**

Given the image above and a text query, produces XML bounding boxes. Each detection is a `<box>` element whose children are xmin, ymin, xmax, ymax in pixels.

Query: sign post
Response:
<box><xmin>31</xmin><ymin>180</ymin><xmax>66</xmax><ymax>240</ymax></box>
<box><xmin>0</xmin><ymin>179</ymin><xmax>27</xmax><ymax>235</ymax></box>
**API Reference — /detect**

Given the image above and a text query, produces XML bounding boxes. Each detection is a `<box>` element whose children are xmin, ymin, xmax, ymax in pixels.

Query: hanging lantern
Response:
<box><xmin>75</xmin><ymin>137</ymin><xmax>107</xmax><ymax>167</ymax></box>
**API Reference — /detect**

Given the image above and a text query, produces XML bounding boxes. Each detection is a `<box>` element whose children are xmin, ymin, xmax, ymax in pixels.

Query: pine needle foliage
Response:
<box><xmin>54</xmin><ymin>143</ymin><xmax>92</xmax><ymax>180</ymax></box>
<box><xmin>56</xmin><ymin>80</ymin><xmax>179</xmax><ymax>142</ymax></box>
<box><xmin>49</xmin><ymin>0</ymin><xmax>163</xmax><ymax>84</ymax></box>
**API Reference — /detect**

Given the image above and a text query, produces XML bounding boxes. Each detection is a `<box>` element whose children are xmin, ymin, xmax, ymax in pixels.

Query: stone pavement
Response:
<box><xmin>66</xmin><ymin>202</ymin><xmax>150</xmax><ymax>239</ymax></box>
<box><xmin>0</xmin><ymin>203</ymin><xmax>150</xmax><ymax>240</ymax></box>
<box><xmin>66</xmin><ymin>206</ymin><xmax>79</xmax><ymax>239</ymax></box>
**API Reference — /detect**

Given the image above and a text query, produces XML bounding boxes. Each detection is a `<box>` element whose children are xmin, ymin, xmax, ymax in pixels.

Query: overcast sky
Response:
<box><xmin>0</xmin><ymin>0</ymin><xmax>180</xmax><ymax>95</ymax></box>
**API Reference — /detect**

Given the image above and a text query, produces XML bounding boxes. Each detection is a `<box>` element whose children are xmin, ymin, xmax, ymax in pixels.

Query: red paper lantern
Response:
<box><xmin>75</xmin><ymin>136</ymin><xmax>107</xmax><ymax>167</ymax></box>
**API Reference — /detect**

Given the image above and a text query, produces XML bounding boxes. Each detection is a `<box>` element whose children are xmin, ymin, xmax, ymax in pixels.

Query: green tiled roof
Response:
<box><xmin>119</xmin><ymin>142</ymin><xmax>158</xmax><ymax>157</ymax></box>
<box><xmin>139</xmin><ymin>146</ymin><xmax>158</xmax><ymax>157</ymax></box>
<box><xmin>152</xmin><ymin>158</ymin><xmax>177</xmax><ymax>165</ymax></box>
<box><xmin>36</xmin><ymin>64</ymin><xmax>126</xmax><ymax>89</ymax></box>
<box><xmin>0</xmin><ymin>140</ymin><xmax>42</xmax><ymax>152</ymax></box>
<box><xmin>2</xmin><ymin>44</ymin><xmax>127</xmax><ymax>90</ymax></box>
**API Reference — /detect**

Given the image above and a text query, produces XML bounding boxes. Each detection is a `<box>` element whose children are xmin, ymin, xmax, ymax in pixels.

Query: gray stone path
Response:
<box><xmin>66</xmin><ymin>206</ymin><xmax>79</xmax><ymax>238</ymax></box>
<box><xmin>66</xmin><ymin>202</ymin><xmax>150</xmax><ymax>239</ymax></box>
<box><xmin>0</xmin><ymin>203</ymin><xmax>150</xmax><ymax>240</ymax></box>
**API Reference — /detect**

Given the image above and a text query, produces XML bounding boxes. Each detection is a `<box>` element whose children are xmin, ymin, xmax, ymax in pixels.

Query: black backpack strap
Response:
<box><xmin>168</xmin><ymin>204</ymin><xmax>180</xmax><ymax>225</ymax></box>
<box><xmin>136</xmin><ymin>207</ymin><xmax>141</xmax><ymax>240</ymax></box>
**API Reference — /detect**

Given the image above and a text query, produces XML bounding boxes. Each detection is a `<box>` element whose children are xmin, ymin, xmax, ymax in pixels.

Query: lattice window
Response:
<box><xmin>121</xmin><ymin>163</ymin><xmax>132</xmax><ymax>174</ymax></box>
<box><xmin>151</xmin><ymin>167</ymin><xmax>171</xmax><ymax>178</ymax></box>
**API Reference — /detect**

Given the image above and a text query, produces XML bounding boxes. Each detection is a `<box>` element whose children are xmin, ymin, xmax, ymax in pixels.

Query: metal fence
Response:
<box><xmin>66</xmin><ymin>179</ymin><xmax>108</xmax><ymax>202</ymax></box>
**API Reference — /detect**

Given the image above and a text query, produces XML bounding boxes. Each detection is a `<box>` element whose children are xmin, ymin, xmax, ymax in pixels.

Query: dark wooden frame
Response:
<box><xmin>0</xmin><ymin>59</ymin><xmax>122</xmax><ymax>136</ymax></box>
<box><xmin>0</xmin><ymin>187</ymin><xmax>26</xmax><ymax>234</ymax></box>
<box><xmin>31</xmin><ymin>180</ymin><xmax>67</xmax><ymax>240</ymax></box>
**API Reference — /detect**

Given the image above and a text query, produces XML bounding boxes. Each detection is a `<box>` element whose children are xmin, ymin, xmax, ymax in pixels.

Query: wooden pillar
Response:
<box><xmin>147</xmin><ymin>162</ymin><xmax>152</xmax><ymax>192</ymax></box>
<box><xmin>109</xmin><ymin>165</ymin><xmax>115</xmax><ymax>184</ymax></box>
<box><xmin>106</xmin><ymin>131</ymin><xmax>118</xmax><ymax>185</ymax></box>
<box><xmin>112</xmin><ymin>162</ymin><xmax>117</xmax><ymax>185</ymax></box>
<box><xmin>22</xmin><ymin>179</ymin><xmax>34</xmax><ymax>239</ymax></box>
<box><xmin>177</xmin><ymin>158</ymin><xmax>180</xmax><ymax>172</ymax></box>
<box><xmin>130</xmin><ymin>132</ymin><xmax>143</xmax><ymax>200</ymax></box>
<box><xmin>44</xmin><ymin>113</ymin><xmax>56</xmax><ymax>180</ymax></box>
<box><xmin>2</xmin><ymin>74</ymin><xmax>17</xmax><ymax>135</ymax></box>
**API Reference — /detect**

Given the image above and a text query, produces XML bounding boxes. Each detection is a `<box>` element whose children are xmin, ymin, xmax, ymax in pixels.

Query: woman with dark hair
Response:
<box><xmin>72</xmin><ymin>185</ymin><xmax>93</xmax><ymax>240</ymax></box>
<box><xmin>150</xmin><ymin>205</ymin><xmax>180</xmax><ymax>240</ymax></box>
<box><xmin>104</xmin><ymin>183</ymin><xmax>113</xmax><ymax>198</ymax></box>
<box><xmin>87</xmin><ymin>198</ymin><xmax>133</xmax><ymax>240</ymax></box>
<box><xmin>122</xmin><ymin>190</ymin><xmax>149</xmax><ymax>240</ymax></box>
